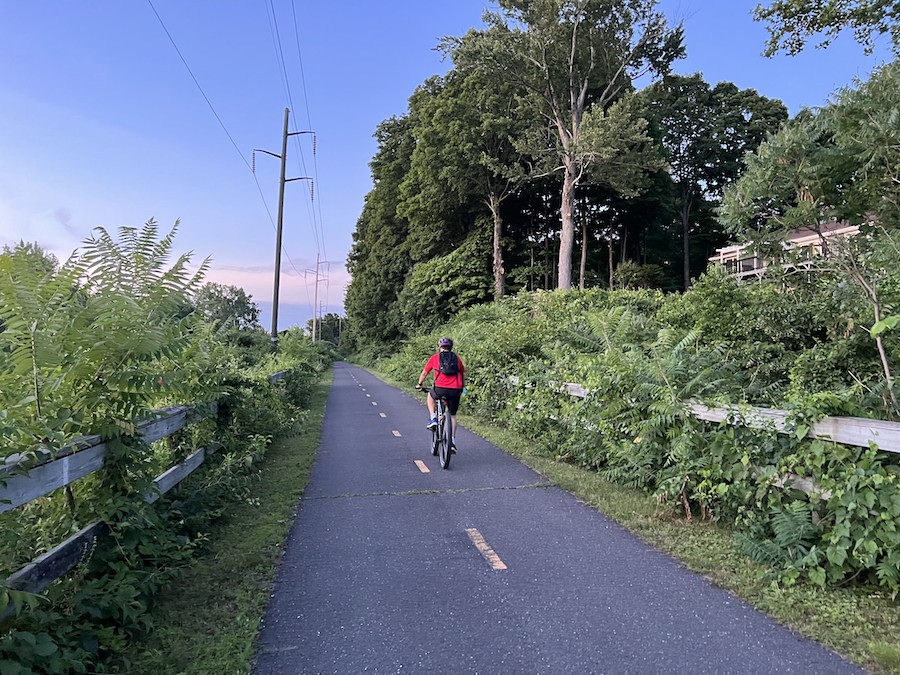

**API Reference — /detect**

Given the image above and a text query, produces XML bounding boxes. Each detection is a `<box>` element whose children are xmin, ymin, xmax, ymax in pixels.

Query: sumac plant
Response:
<box><xmin>0</xmin><ymin>224</ymin><xmax>329</xmax><ymax>673</ymax></box>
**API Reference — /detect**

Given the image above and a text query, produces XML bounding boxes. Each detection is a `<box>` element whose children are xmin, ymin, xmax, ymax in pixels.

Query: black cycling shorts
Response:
<box><xmin>430</xmin><ymin>386</ymin><xmax>463</xmax><ymax>415</ymax></box>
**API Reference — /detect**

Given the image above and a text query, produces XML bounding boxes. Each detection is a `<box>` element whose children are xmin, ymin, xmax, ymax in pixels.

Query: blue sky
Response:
<box><xmin>0</xmin><ymin>1</ymin><xmax>890</xmax><ymax>330</ymax></box>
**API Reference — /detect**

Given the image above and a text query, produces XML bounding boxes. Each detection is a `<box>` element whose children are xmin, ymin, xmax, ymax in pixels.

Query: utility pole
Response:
<box><xmin>311</xmin><ymin>255</ymin><xmax>328</xmax><ymax>342</ymax></box>
<box><xmin>310</xmin><ymin>258</ymin><xmax>333</xmax><ymax>342</ymax></box>
<box><xmin>271</xmin><ymin>107</ymin><xmax>289</xmax><ymax>342</ymax></box>
<box><xmin>312</xmin><ymin>252</ymin><xmax>319</xmax><ymax>342</ymax></box>
<box><xmin>254</xmin><ymin>108</ymin><xmax>314</xmax><ymax>342</ymax></box>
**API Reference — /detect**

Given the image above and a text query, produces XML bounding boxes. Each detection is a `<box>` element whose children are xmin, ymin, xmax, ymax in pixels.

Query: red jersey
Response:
<box><xmin>424</xmin><ymin>352</ymin><xmax>465</xmax><ymax>389</ymax></box>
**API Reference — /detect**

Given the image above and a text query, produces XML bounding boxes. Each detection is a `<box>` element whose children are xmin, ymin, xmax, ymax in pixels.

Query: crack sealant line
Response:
<box><xmin>301</xmin><ymin>483</ymin><xmax>551</xmax><ymax>501</ymax></box>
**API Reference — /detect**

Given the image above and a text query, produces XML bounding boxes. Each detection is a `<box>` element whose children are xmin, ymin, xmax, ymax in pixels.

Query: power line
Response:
<box><xmin>289</xmin><ymin>0</ymin><xmax>328</xmax><ymax>262</ymax></box>
<box><xmin>147</xmin><ymin>0</ymin><xmax>311</xmax><ymax>301</ymax></box>
<box><xmin>147</xmin><ymin>0</ymin><xmax>276</xmax><ymax>225</ymax></box>
<box><xmin>265</xmin><ymin>0</ymin><xmax>321</xmax><ymax>257</ymax></box>
<box><xmin>147</xmin><ymin>0</ymin><xmax>248</xmax><ymax>172</ymax></box>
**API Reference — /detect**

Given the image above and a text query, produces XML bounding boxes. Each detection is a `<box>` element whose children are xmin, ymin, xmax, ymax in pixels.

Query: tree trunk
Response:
<box><xmin>529</xmin><ymin>228</ymin><xmax>534</xmax><ymax>292</ymax></box>
<box><xmin>681</xmin><ymin>190</ymin><xmax>694</xmax><ymax>291</ymax></box>
<box><xmin>608</xmin><ymin>237</ymin><xmax>614</xmax><ymax>289</ymax></box>
<box><xmin>579</xmin><ymin>220</ymin><xmax>588</xmax><ymax>290</ymax></box>
<box><xmin>544</xmin><ymin>236</ymin><xmax>550</xmax><ymax>290</ymax></box>
<box><xmin>557</xmin><ymin>161</ymin><xmax>577</xmax><ymax>289</ymax></box>
<box><xmin>489</xmin><ymin>194</ymin><xmax>505</xmax><ymax>299</ymax></box>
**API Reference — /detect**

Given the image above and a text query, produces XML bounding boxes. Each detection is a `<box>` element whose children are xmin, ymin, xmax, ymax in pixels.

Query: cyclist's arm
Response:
<box><xmin>416</xmin><ymin>364</ymin><xmax>431</xmax><ymax>388</ymax></box>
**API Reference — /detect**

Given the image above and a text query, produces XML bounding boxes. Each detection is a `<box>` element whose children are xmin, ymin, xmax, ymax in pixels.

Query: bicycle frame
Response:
<box><xmin>422</xmin><ymin>389</ymin><xmax>453</xmax><ymax>469</ymax></box>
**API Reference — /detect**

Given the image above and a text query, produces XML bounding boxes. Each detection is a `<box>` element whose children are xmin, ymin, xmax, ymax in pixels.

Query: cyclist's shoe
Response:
<box><xmin>426</xmin><ymin>417</ymin><xmax>438</xmax><ymax>430</ymax></box>
<box><xmin>450</xmin><ymin>439</ymin><xmax>457</xmax><ymax>454</ymax></box>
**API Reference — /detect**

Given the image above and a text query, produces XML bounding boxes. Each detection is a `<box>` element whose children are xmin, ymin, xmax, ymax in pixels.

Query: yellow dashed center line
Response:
<box><xmin>414</xmin><ymin>460</ymin><xmax>430</xmax><ymax>473</ymax></box>
<box><xmin>392</xmin><ymin>430</ymin><xmax>402</xmax><ymax>437</ymax></box>
<box><xmin>466</xmin><ymin>528</ymin><xmax>508</xmax><ymax>571</ymax></box>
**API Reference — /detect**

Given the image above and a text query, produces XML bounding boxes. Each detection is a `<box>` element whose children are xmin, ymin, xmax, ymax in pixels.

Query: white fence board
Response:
<box><xmin>0</xmin><ymin>404</ymin><xmax>214</xmax><ymax>513</ymax></box>
<box><xmin>690</xmin><ymin>403</ymin><xmax>900</xmax><ymax>453</ymax></box>
<box><xmin>1</xmin><ymin>382</ymin><xmax>259</xmax><ymax>615</ymax></box>
<box><xmin>138</xmin><ymin>406</ymin><xmax>190</xmax><ymax>444</ymax></box>
<box><xmin>508</xmin><ymin>378</ymin><xmax>900</xmax><ymax>453</ymax></box>
<box><xmin>3</xmin><ymin>447</ymin><xmax>210</xmax><ymax>610</ymax></box>
<box><xmin>5</xmin><ymin>521</ymin><xmax>109</xmax><ymax>597</ymax></box>
<box><xmin>0</xmin><ymin>444</ymin><xmax>107</xmax><ymax>514</ymax></box>
<box><xmin>1</xmin><ymin>434</ymin><xmax>103</xmax><ymax>478</ymax></box>
<box><xmin>146</xmin><ymin>448</ymin><xmax>206</xmax><ymax>503</ymax></box>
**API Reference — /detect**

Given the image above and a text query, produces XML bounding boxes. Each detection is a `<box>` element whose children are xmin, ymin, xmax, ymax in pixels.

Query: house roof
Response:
<box><xmin>712</xmin><ymin>220</ymin><xmax>860</xmax><ymax>257</ymax></box>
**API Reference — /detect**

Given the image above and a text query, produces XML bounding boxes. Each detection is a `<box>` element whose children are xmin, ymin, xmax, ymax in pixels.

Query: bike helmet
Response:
<box><xmin>438</xmin><ymin>337</ymin><xmax>453</xmax><ymax>349</ymax></box>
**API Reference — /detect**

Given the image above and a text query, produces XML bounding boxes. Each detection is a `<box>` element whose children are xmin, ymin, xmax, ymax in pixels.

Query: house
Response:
<box><xmin>708</xmin><ymin>221</ymin><xmax>861</xmax><ymax>279</ymax></box>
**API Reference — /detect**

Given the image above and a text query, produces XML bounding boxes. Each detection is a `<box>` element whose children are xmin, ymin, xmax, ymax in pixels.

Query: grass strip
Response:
<box><xmin>113</xmin><ymin>372</ymin><xmax>331</xmax><ymax>675</ymax></box>
<box><xmin>457</xmin><ymin>412</ymin><xmax>900</xmax><ymax>674</ymax></box>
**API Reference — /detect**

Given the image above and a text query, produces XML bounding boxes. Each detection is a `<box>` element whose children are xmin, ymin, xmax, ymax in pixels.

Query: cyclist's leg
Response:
<box><xmin>426</xmin><ymin>387</ymin><xmax>438</xmax><ymax>428</ymax></box>
<box><xmin>443</xmin><ymin>389</ymin><xmax>463</xmax><ymax>447</ymax></box>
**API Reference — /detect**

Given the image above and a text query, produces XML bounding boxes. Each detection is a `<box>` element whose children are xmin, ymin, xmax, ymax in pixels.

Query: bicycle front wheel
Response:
<box><xmin>439</xmin><ymin>408</ymin><xmax>452</xmax><ymax>470</ymax></box>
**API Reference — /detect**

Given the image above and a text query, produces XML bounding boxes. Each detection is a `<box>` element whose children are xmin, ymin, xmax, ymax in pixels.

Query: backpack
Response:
<box><xmin>438</xmin><ymin>350</ymin><xmax>459</xmax><ymax>376</ymax></box>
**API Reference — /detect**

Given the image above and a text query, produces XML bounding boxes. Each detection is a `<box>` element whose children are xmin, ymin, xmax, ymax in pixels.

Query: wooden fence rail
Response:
<box><xmin>509</xmin><ymin>377</ymin><xmax>900</xmax><ymax>453</ymax></box>
<box><xmin>1</xmin><ymin>370</ymin><xmax>290</xmax><ymax>604</ymax></box>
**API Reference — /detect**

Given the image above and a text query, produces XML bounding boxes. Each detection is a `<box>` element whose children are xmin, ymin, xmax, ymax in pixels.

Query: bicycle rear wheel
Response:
<box><xmin>431</xmin><ymin>425</ymin><xmax>439</xmax><ymax>456</ymax></box>
<box><xmin>438</xmin><ymin>402</ymin><xmax>452</xmax><ymax>469</ymax></box>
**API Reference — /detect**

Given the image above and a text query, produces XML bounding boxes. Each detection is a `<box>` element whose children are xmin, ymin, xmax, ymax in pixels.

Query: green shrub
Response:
<box><xmin>0</xmin><ymin>227</ymin><xmax>332</xmax><ymax>673</ymax></box>
<box><xmin>372</xmin><ymin>281</ymin><xmax>900</xmax><ymax>595</ymax></box>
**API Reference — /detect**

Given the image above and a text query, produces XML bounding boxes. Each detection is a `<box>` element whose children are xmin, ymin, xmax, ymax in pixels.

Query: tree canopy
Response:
<box><xmin>343</xmin><ymin>0</ymin><xmax>788</xmax><ymax>351</ymax></box>
<box><xmin>721</xmin><ymin>61</ymin><xmax>900</xmax><ymax>410</ymax></box>
<box><xmin>449</xmin><ymin>0</ymin><xmax>683</xmax><ymax>289</ymax></box>
<box><xmin>756</xmin><ymin>0</ymin><xmax>900</xmax><ymax>55</ymax></box>
<box><xmin>644</xmin><ymin>75</ymin><xmax>787</xmax><ymax>288</ymax></box>
<box><xmin>194</xmin><ymin>282</ymin><xmax>261</xmax><ymax>330</ymax></box>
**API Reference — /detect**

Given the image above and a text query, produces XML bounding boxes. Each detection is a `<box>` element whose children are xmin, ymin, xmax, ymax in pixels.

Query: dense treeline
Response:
<box><xmin>344</xmin><ymin>0</ymin><xmax>788</xmax><ymax>351</ymax></box>
<box><xmin>0</xmin><ymin>223</ymin><xmax>333</xmax><ymax>672</ymax></box>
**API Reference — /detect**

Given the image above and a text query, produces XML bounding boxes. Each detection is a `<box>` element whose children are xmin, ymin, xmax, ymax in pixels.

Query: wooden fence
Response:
<box><xmin>510</xmin><ymin>377</ymin><xmax>900</xmax><ymax>454</ymax></box>
<box><xmin>1</xmin><ymin>371</ymin><xmax>289</xmax><ymax>607</ymax></box>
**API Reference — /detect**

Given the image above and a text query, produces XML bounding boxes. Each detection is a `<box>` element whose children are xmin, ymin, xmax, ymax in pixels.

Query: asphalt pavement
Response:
<box><xmin>252</xmin><ymin>362</ymin><xmax>859</xmax><ymax>674</ymax></box>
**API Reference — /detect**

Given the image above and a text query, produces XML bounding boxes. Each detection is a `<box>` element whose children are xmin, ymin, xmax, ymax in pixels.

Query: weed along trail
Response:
<box><xmin>252</xmin><ymin>362</ymin><xmax>858</xmax><ymax>673</ymax></box>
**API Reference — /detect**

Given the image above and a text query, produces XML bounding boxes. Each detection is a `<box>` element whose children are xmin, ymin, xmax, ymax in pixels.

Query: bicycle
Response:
<box><xmin>416</xmin><ymin>386</ymin><xmax>453</xmax><ymax>469</ymax></box>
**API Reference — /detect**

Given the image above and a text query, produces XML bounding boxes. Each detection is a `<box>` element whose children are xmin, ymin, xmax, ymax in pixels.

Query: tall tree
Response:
<box><xmin>645</xmin><ymin>74</ymin><xmax>787</xmax><ymax>288</ymax></box>
<box><xmin>344</xmin><ymin>116</ymin><xmax>417</xmax><ymax>348</ymax></box>
<box><xmin>307</xmin><ymin>312</ymin><xmax>343</xmax><ymax>345</ymax></box>
<box><xmin>756</xmin><ymin>0</ymin><xmax>900</xmax><ymax>55</ymax></box>
<box><xmin>193</xmin><ymin>282</ymin><xmax>260</xmax><ymax>330</ymax></box>
<box><xmin>450</xmin><ymin>0</ymin><xmax>683</xmax><ymax>289</ymax></box>
<box><xmin>401</xmin><ymin>68</ymin><xmax>531</xmax><ymax>299</ymax></box>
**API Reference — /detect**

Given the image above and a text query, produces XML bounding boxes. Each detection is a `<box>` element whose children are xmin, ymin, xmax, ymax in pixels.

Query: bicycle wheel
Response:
<box><xmin>431</xmin><ymin>424</ymin><xmax>439</xmax><ymax>456</ymax></box>
<box><xmin>439</xmin><ymin>402</ymin><xmax>452</xmax><ymax>469</ymax></box>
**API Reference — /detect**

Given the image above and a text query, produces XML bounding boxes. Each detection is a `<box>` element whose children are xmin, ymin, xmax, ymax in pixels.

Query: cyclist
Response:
<box><xmin>415</xmin><ymin>337</ymin><xmax>465</xmax><ymax>448</ymax></box>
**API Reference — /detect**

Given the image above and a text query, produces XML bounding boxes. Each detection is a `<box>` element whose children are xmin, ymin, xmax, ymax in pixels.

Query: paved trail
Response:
<box><xmin>253</xmin><ymin>363</ymin><xmax>857</xmax><ymax>674</ymax></box>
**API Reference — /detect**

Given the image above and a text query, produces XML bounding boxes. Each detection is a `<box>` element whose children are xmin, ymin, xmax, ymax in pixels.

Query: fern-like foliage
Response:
<box><xmin>771</xmin><ymin>500</ymin><xmax>818</xmax><ymax>552</ymax></box>
<box><xmin>736</xmin><ymin>531</ymin><xmax>787</xmax><ymax>566</ymax></box>
<box><xmin>0</xmin><ymin>221</ymin><xmax>216</xmax><ymax>460</ymax></box>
